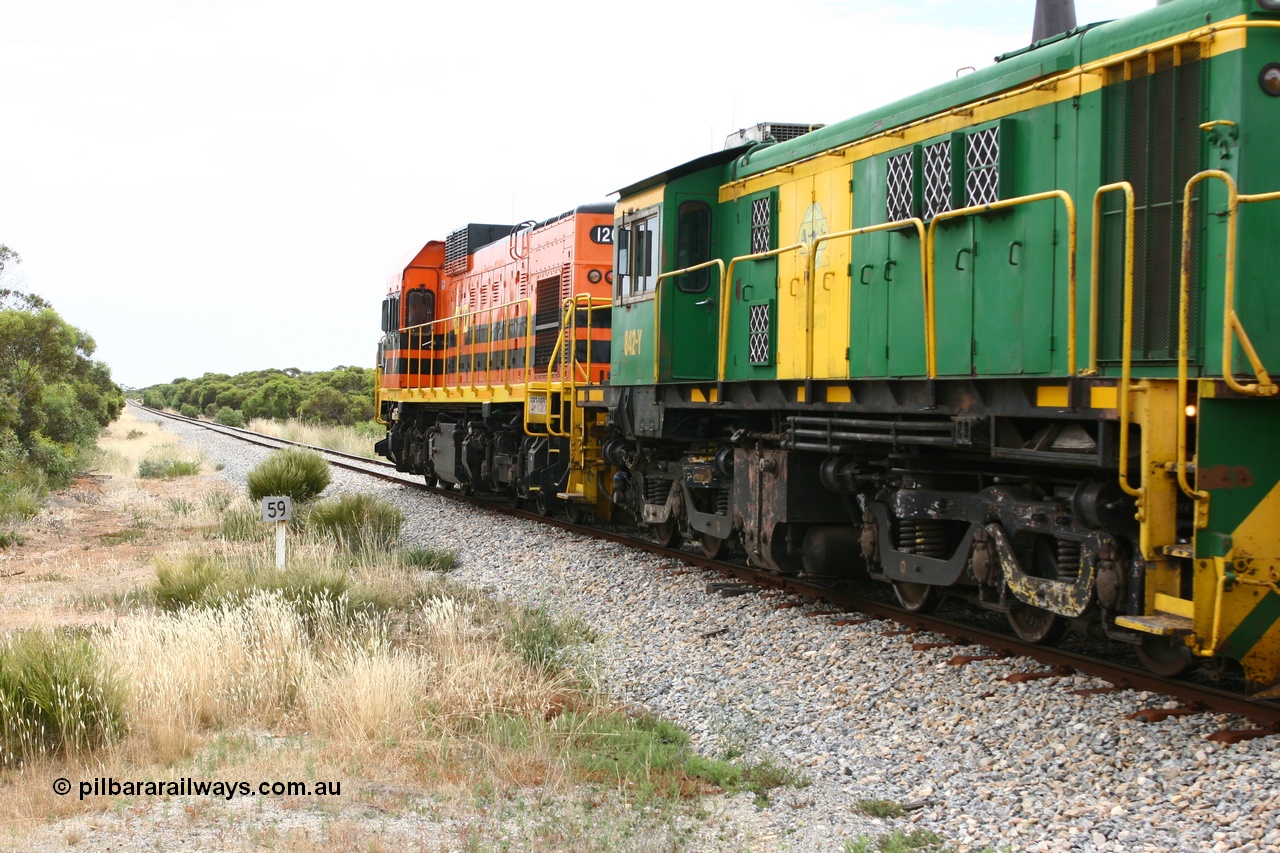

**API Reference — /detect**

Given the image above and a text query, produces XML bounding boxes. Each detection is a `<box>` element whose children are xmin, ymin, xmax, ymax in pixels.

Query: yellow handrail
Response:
<box><xmin>524</xmin><ymin>294</ymin><xmax>611</xmax><ymax>438</ymax></box>
<box><xmin>1180</xmin><ymin>170</ymin><xmax>1279</xmax><ymax>398</ymax></box>
<box><xmin>719</xmin><ymin>244</ymin><xmax>805</xmax><ymax>382</ymax></box>
<box><xmin>1174</xmin><ymin>170</ymin><xmax>1280</xmax><ymax>503</ymax></box>
<box><xmin>807</xmin><ymin>219</ymin><xmax>928</xmax><ymax>379</ymax></box>
<box><xmin>1090</xmin><ymin>182</ymin><xmax>1141</xmax><ymax>498</ymax></box>
<box><xmin>400</xmin><ymin>297</ymin><xmax>534</xmax><ymax>398</ymax></box>
<box><xmin>654</xmin><ymin>260</ymin><xmax>726</xmax><ymax>381</ymax></box>
<box><xmin>926</xmin><ymin>190</ymin><xmax>1077</xmax><ymax>377</ymax></box>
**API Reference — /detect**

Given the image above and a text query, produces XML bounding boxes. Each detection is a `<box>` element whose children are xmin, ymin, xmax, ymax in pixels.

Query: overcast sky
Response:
<box><xmin>1</xmin><ymin>0</ymin><xmax>1151</xmax><ymax>389</ymax></box>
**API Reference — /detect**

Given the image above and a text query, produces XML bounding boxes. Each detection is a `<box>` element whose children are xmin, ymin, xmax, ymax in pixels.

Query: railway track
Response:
<box><xmin>134</xmin><ymin>403</ymin><xmax>1280</xmax><ymax>737</ymax></box>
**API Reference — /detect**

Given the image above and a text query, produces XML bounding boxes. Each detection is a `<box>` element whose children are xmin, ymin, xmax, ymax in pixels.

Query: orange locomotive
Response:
<box><xmin>375</xmin><ymin>204</ymin><xmax>615</xmax><ymax>514</ymax></box>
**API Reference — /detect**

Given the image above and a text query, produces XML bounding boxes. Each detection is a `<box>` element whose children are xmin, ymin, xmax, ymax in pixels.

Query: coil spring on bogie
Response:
<box><xmin>1057</xmin><ymin>539</ymin><xmax>1082</xmax><ymax>583</ymax></box>
<box><xmin>715</xmin><ymin>488</ymin><xmax>730</xmax><ymax>516</ymax></box>
<box><xmin>645</xmin><ymin>477</ymin><xmax>670</xmax><ymax>505</ymax></box>
<box><xmin>897</xmin><ymin>519</ymin><xmax>947</xmax><ymax>558</ymax></box>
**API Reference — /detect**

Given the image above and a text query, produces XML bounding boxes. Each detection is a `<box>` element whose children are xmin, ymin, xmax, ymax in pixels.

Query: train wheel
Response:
<box><xmin>424</xmin><ymin>474</ymin><xmax>439</xmax><ymax>488</ymax></box>
<box><xmin>892</xmin><ymin>581</ymin><xmax>940</xmax><ymax>613</ymax></box>
<box><xmin>700</xmin><ymin>532</ymin><xmax>729</xmax><ymax>560</ymax></box>
<box><xmin>1007</xmin><ymin>601</ymin><xmax>1068</xmax><ymax>645</ymax></box>
<box><xmin>564</xmin><ymin>503</ymin><xmax>589</xmax><ymax>525</ymax></box>
<box><xmin>651</xmin><ymin>520</ymin><xmax>681</xmax><ymax>548</ymax></box>
<box><xmin>1136</xmin><ymin>635</ymin><xmax>1193</xmax><ymax>677</ymax></box>
<box><xmin>506</xmin><ymin>488</ymin><xmax>524</xmax><ymax>509</ymax></box>
<box><xmin>534</xmin><ymin>491</ymin><xmax>558</xmax><ymax>517</ymax></box>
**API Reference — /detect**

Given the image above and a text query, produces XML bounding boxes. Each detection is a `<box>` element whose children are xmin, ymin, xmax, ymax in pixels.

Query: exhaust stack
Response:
<box><xmin>1032</xmin><ymin>0</ymin><xmax>1077</xmax><ymax>43</ymax></box>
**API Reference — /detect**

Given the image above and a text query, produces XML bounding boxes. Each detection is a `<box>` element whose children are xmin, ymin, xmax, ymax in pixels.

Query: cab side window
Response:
<box><xmin>675</xmin><ymin>201</ymin><xmax>711</xmax><ymax>293</ymax></box>
<box><xmin>615</xmin><ymin>210</ymin><xmax>661</xmax><ymax>299</ymax></box>
<box><xmin>405</xmin><ymin>288</ymin><xmax>434</xmax><ymax>327</ymax></box>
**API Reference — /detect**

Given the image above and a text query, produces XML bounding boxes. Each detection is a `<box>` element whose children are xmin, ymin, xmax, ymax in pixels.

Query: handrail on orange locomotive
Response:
<box><xmin>525</xmin><ymin>294</ymin><xmax>611</xmax><ymax>439</ymax></box>
<box><xmin>397</xmin><ymin>297</ymin><xmax>534</xmax><ymax>398</ymax></box>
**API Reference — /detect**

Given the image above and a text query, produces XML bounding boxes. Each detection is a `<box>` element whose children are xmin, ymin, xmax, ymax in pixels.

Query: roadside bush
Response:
<box><xmin>0</xmin><ymin>463</ymin><xmax>45</xmax><ymax>523</ymax></box>
<box><xmin>303</xmin><ymin>493</ymin><xmax>403</xmax><ymax>551</ymax></box>
<box><xmin>152</xmin><ymin>552</ymin><xmax>351</xmax><ymax>613</ymax></box>
<box><xmin>213</xmin><ymin>407</ymin><xmax>245</xmax><ymax>428</ymax></box>
<box><xmin>179</xmin><ymin>403</ymin><xmax>200</xmax><ymax>418</ymax></box>
<box><xmin>0</xmin><ymin>629</ymin><xmax>124</xmax><ymax>765</ymax></box>
<box><xmin>400</xmin><ymin>547</ymin><xmax>455</xmax><ymax>572</ymax></box>
<box><xmin>246</xmin><ymin>447</ymin><xmax>331</xmax><ymax>503</ymax></box>
<box><xmin>137</xmin><ymin>450</ymin><xmax>201</xmax><ymax>479</ymax></box>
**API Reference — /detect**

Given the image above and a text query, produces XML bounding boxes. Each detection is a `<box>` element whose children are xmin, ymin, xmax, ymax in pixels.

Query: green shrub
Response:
<box><xmin>558</xmin><ymin>711</ymin><xmax>799</xmax><ymax>804</ymax></box>
<box><xmin>503</xmin><ymin>607</ymin><xmax>592</xmax><ymax>673</ymax></box>
<box><xmin>246</xmin><ymin>448</ymin><xmax>331</xmax><ymax>503</ymax></box>
<box><xmin>152</xmin><ymin>552</ymin><xmax>352</xmax><ymax>613</ymax></box>
<box><xmin>302</xmin><ymin>492</ymin><xmax>403</xmax><ymax>551</ymax></box>
<box><xmin>179</xmin><ymin>403</ymin><xmax>200</xmax><ymax>418</ymax></box>
<box><xmin>857</xmin><ymin>798</ymin><xmax>905</xmax><ymax>818</ymax></box>
<box><xmin>212</xmin><ymin>504</ymin><xmax>268</xmax><ymax>542</ymax></box>
<box><xmin>153</xmin><ymin>554</ymin><xmax>224</xmax><ymax>610</ymax></box>
<box><xmin>400</xmin><ymin>547</ymin><xmax>456</xmax><ymax>572</ymax></box>
<box><xmin>0</xmin><ymin>629</ymin><xmax>124</xmax><ymax>764</ymax></box>
<box><xmin>0</xmin><ymin>531</ymin><xmax>25</xmax><ymax>549</ymax></box>
<box><xmin>137</xmin><ymin>452</ymin><xmax>201</xmax><ymax>479</ymax></box>
<box><xmin>0</xmin><ymin>464</ymin><xmax>45</xmax><ymax>523</ymax></box>
<box><xmin>213</xmin><ymin>407</ymin><xmax>245</xmax><ymax>428</ymax></box>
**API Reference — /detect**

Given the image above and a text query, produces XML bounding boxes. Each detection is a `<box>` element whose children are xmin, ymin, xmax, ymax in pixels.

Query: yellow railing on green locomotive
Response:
<box><xmin>925</xmin><ymin>190</ymin><xmax>1079</xmax><ymax>379</ymax></box>
<box><xmin>807</xmin><ymin>219</ymin><xmax>928</xmax><ymax>381</ymax></box>
<box><xmin>655</xmin><ymin>259</ymin><xmax>726</xmax><ymax>382</ymax></box>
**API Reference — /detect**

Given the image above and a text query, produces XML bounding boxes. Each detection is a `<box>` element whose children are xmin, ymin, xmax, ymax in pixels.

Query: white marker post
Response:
<box><xmin>261</xmin><ymin>496</ymin><xmax>293</xmax><ymax>569</ymax></box>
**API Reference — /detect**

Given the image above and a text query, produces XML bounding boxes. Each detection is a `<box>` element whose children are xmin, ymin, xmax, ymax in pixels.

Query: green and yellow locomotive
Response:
<box><xmin>588</xmin><ymin>0</ymin><xmax>1280</xmax><ymax>696</ymax></box>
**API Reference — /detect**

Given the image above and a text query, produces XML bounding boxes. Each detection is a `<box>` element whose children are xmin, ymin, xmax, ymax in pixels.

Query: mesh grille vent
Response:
<box><xmin>748</xmin><ymin>304</ymin><xmax>771</xmax><ymax>365</ymax></box>
<box><xmin>886</xmin><ymin>153</ymin><xmax>915</xmax><ymax>222</ymax></box>
<box><xmin>965</xmin><ymin>127</ymin><xmax>1001</xmax><ymax>207</ymax></box>
<box><xmin>444</xmin><ymin>228</ymin><xmax>469</xmax><ymax>275</ymax></box>
<box><xmin>751</xmin><ymin>197</ymin><xmax>772</xmax><ymax>254</ymax></box>
<box><xmin>923</xmin><ymin>140</ymin><xmax>954</xmax><ymax>220</ymax></box>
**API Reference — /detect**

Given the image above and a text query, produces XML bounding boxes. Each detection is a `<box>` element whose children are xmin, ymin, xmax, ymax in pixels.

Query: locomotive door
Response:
<box><xmin>971</xmin><ymin>204</ymin><xmax>1055</xmax><ymax>375</ymax></box>
<box><xmin>725</xmin><ymin>189</ymin><xmax>778</xmax><ymax>381</ymax></box>
<box><xmin>848</xmin><ymin>228</ymin><xmax>890</xmax><ymax>378</ymax></box>
<box><xmin>932</xmin><ymin>219</ymin><xmax>975</xmax><ymax>375</ymax></box>
<box><xmin>667</xmin><ymin>196</ymin><xmax>719</xmax><ymax>381</ymax></box>
<box><xmin>847</xmin><ymin>154</ymin><xmax>930</xmax><ymax>379</ymax></box>
<box><xmin>932</xmin><ymin>211</ymin><xmax>1056</xmax><ymax>376</ymax></box>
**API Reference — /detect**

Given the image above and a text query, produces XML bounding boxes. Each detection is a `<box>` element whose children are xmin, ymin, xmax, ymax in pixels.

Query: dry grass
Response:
<box><xmin>94</xmin><ymin>412</ymin><xmax>201</xmax><ymax>478</ymax></box>
<box><xmin>246</xmin><ymin>418</ymin><xmax>376</xmax><ymax>458</ymax></box>
<box><xmin>0</xmin><ymin>410</ymin><xmax>778</xmax><ymax>849</ymax></box>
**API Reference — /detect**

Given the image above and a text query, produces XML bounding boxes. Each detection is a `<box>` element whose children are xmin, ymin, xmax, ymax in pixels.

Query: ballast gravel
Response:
<box><xmin>121</xmin><ymin>408</ymin><xmax>1280</xmax><ymax>852</ymax></box>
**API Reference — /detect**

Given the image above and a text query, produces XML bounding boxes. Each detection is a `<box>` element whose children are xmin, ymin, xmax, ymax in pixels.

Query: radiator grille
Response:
<box><xmin>1099</xmin><ymin>45</ymin><xmax>1202</xmax><ymax>362</ymax></box>
<box><xmin>751</xmin><ymin>197</ymin><xmax>772</xmax><ymax>254</ymax></box>
<box><xmin>444</xmin><ymin>228</ymin><xmax>469</xmax><ymax>275</ymax></box>
<box><xmin>965</xmin><ymin>126</ymin><xmax>1001</xmax><ymax>207</ymax></box>
<box><xmin>748</xmin><ymin>303</ymin><xmax>771</xmax><ymax>365</ymax></box>
<box><xmin>923</xmin><ymin>140</ymin><xmax>954</xmax><ymax>221</ymax></box>
<box><xmin>886</xmin><ymin>152</ymin><xmax>915</xmax><ymax>222</ymax></box>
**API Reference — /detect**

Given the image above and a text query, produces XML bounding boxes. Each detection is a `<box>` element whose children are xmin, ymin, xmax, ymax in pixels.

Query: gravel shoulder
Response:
<box><xmin>12</xmin><ymin>407</ymin><xmax>1279</xmax><ymax>853</ymax></box>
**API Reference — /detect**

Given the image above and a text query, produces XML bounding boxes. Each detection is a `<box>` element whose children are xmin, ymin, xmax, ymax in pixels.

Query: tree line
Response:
<box><xmin>137</xmin><ymin>365</ymin><xmax>376</xmax><ymax>428</ymax></box>
<box><xmin>1</xmin><ymin>245</ymin><xmax>125</xmax><ymax>488</ymax></box>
